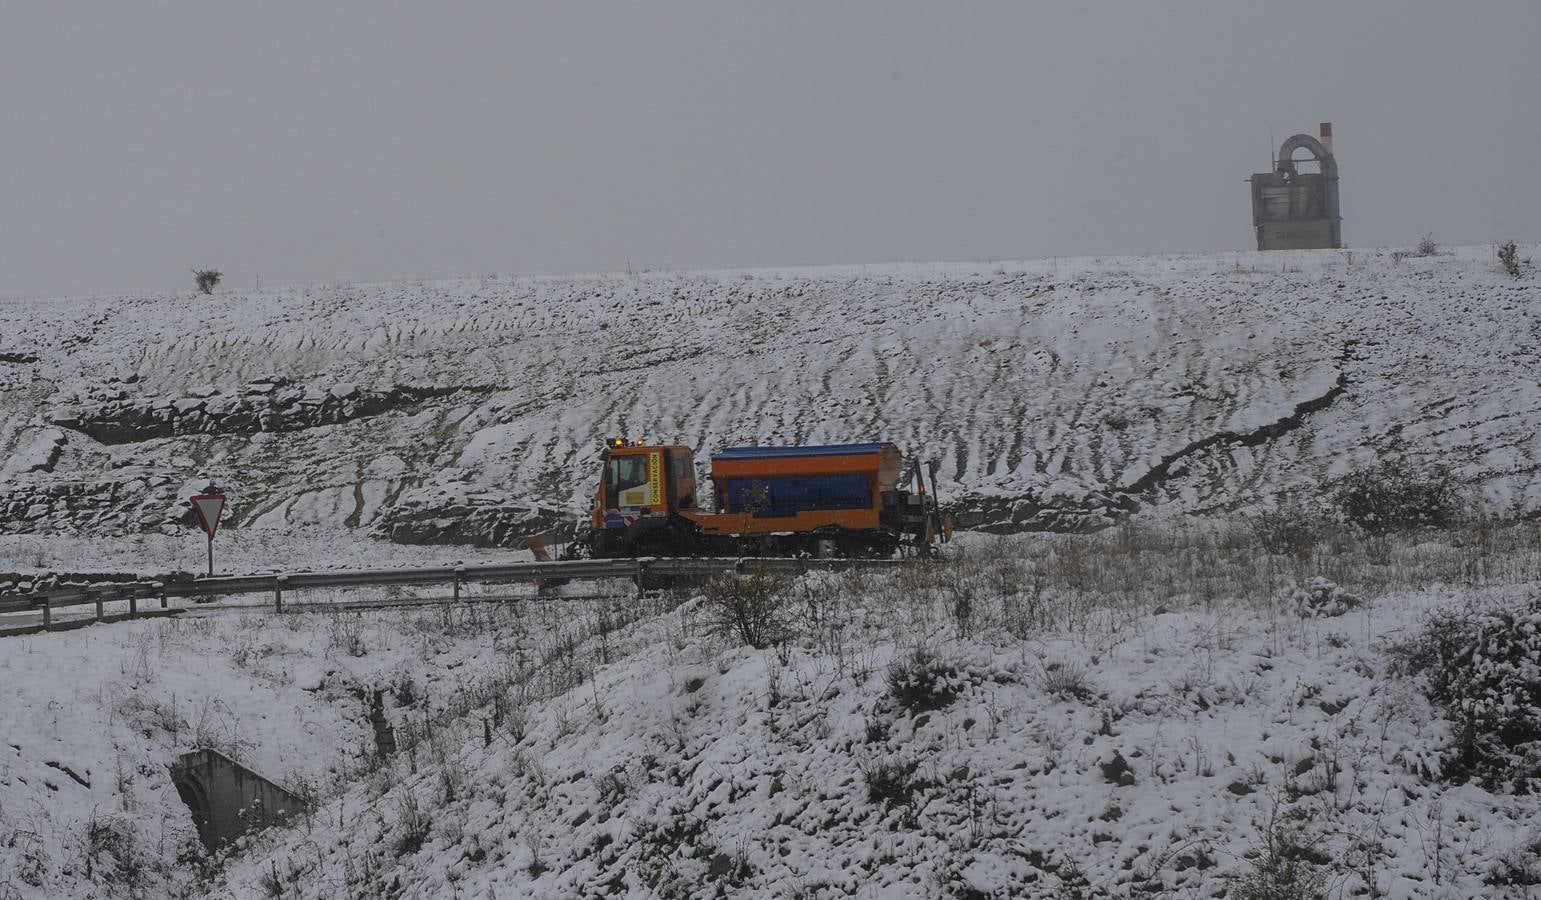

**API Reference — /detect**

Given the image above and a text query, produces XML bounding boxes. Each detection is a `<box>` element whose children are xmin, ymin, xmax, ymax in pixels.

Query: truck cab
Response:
<box><xmin>590</xmin><ymin>440</ymin><xmax>698</xmax><ymax>534</ymax></box>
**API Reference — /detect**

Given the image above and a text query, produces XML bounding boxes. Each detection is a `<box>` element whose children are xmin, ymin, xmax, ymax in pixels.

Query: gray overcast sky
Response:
<box><xmin>2</xmin><ymin>1</ymin><xmax>1537</xmax><ymax>299</ymax></box>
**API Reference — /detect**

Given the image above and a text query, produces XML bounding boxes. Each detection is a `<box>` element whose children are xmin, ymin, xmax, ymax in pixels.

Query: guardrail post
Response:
<box><xmin>454</xmin><ymin>566</ymin><xmax>465</xmax><ymax>602</ymax></box>
<box><xmin>92</xmin><ymin>589</ymin><xmax>103</xmax><ymax>621</ymax></box>
<box><xmin>127</xmin><ymin>588</ymin><xmax>138</xmax><ymax>620</ymax></box>
<box><xmin>635</xmin><ymin>560</ymin><xmax>645</xmax><ymax>597</ymax></box>
<box><xmin>275</xmin><ymin>575</ymin><xmax>286</xmax><ymax>613</ymax></box>
<box><xmin>42</xmin><ymin>595</ymin><xmax>52</xmax><ymax>631</ymax></box>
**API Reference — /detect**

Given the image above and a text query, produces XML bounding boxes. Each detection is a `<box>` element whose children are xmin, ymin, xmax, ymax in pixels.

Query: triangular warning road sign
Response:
<box><xmin>190</xmin><ymin>494</ymin><xmax>226</xmax><ymax>539</ymax></box>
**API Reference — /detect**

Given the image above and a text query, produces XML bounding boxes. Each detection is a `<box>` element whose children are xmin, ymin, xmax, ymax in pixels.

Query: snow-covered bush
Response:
<box><xmin>1486</xmin><ymin>833</ymin><xmax>1541</xmax><ymax>888</ymax></box>
<box><xmin>1391</xmin><ymin>594</ymin><xmax>1541</xmax><ymax>790</ymax></box>
<box><xmin>1</xmin><ymin>812</ymin><xmax>47</xmax><ymax>893</ymax></box>
<box><xmin>82</xmin><ymin>813</ymin><xmax>149</xmax><ymax>891</ymax></box>
<box><xmin>884</xmin><ymin>647</ymin><xmax>964</xmax><ymax>713</ymax></box>
<box><xmin>1289</xmin><ymin>577</ymin><xmax>1362</xmax><ymax>619</ymax></box>
<box><xmin>1327</xmin><ymin>459</ymin><xmax>1465</xmax><ymax>535</ymax></box>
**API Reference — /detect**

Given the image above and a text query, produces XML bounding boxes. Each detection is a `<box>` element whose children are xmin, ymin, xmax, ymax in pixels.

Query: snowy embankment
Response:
<box><xmin>0</xmin><ymin>589</ymin><xmax>647</xmax><ymax>899</ymax></box>
<box><xmin>6</xmin><ymin>524</ymin><xmax>1538</xmax><ymax>898</ymax></box>
<box><xmin>206</xmin><ymin>525</ymin><xmax>1541</xmax><ymax>898</ymax></box>
<box><xmin>2</xmin><ymin>246</ymin><xmax>1539</xmax><ymax>573</ymax></box>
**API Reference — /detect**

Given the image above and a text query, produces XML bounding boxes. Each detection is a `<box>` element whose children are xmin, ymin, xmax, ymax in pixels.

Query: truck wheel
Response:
<box><xmin>634</xmin><ymin>535</ymin><xmax>674</xmax><ymax>557</ymax></box>
<box><xmin>627</xmin><ymin>521</ymin><xmax>683</xmax><ymax>558</ymax></box>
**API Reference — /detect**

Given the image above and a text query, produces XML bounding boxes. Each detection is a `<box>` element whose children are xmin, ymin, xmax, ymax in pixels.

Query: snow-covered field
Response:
<box><xmin>4</xmin><ymin>523</ymin><xmax>1540</xmax><ymax>899</ymax></box>
<box><xmin>4</xmin><ymin>248</ymin><xmax>1540</xmax><ymax>898</ymax></box>
<box><xmin>2</xmin><ymin>246</ymin><xmax>1538</xmax><ymax>572</ymax></box>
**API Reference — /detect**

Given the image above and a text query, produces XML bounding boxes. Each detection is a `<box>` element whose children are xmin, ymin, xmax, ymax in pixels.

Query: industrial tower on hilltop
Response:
<box><xmin>1249</xmin><ymin>123</ymin><xmax>1342</xmax><ymax>250</ymax></box>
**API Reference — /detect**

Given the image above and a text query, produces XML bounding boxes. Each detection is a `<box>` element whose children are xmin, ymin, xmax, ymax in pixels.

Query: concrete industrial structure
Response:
<box><xmin>1250</xmin><ymin>123</ymin><xmax>1342</xmax><ymax>250</ymax></box>
<box><xmin>170</xmin><ymin>748</ymin><xmax>309</xmax><ymax>848</ymax></box>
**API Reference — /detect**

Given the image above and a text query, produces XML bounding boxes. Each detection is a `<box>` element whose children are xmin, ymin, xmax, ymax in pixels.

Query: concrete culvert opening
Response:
<box><xmin>172</xmin><ymin>775</ymin><xmax>214</xmax><ymax>849</ymax></box>
<box><xmin>169</xmin><ymin>749</ymin><xmax>309</xmax><ymax>850</ymax></box>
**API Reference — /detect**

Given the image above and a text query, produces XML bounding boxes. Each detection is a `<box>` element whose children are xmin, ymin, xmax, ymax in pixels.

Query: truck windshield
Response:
<box><xmin>608</xmin><ymin>455</ymin><xmax>649</xmax><ymax>495</ymax></box>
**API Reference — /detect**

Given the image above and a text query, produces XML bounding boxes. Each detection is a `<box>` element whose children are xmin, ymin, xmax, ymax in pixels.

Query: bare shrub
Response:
<box><xmin>1039</xmin><ymin>658</ymin><xmax>1096</xmax><ymax>701</ymax></box>
<box><xmin>939</xmin><ymin>567</ymin><xmax>979</xmax><ymax>638</ymax></box>
<box><xmin>392</xmin><ymin>791</ymin><xmax>431</xmax><ymax>858</ymax></box>
<box><xmin>697</xmin><ymin>568</ymin><xmax>792</xmax><ymax>649</ymax></box>
<box><xmin>191</xmin><ymin>268</ymin><xmax>222</xmax><ymax>294</ymax></box>
<box><xmin>1498</xmin><ymin>240</ymin><xmax>1527</xmax><ymax>278</ymax></box>
<box><xmin>789</xmin><ymin>571</ymin><xmax>843</xmax><ymax>632</ymax></box>
<box><xmin>499</xmin><ymin>691</ymin><xmax>530</xmax><ymax>743</ymax></box>
<box><xmin>1327</xmin><ymin>459</ymin><xmax>1465</xmax><ymax>535</ymax></box>
<box><xmin>1000</xmin><ymin>576</ymin><xmax>1050</xmax><ymax>639</ymax></box>
<box><xmin>884</xmin><ymin>647</ymin><xmax>964</xmax><ymax>713</ymax></box>
<box><xmin>1415</xmin><ymin>233</ymin><xmax>1439</xmax><ymax>257</ymax></box>
<box><xmin>393</xmin><ymin>672</ymin><xmax>419</xmax><ymax>707</ymax></box>
<box><xmin>891</xmin><ymin>556</ymin><xmax>950</xmax><ymax>597</ymax></box>
<box><xmin>980</xmin><ymin>555</ymin><xmax>1030</xmax><ymax>596</ymax></box>
<box><xmin>114</xmin><ymin>694</ymin><xmax>187</xmax><ymax>738</ymax></box>
<box><xmin>428</xmin><ymin>728</ymin><xmax>466</xmax><ymax>803</ymax></box>
<box><xmin>525</xmin><ymin>831</ymin><xmax>548</xmax><ymax>876</ymax></box>
<box><xmin>1228</xmin><ymin>803</ymin><xmax>1333</xmax><ymax>900</ymax></box>
<box><xmin>1247</xmin><ymin>501</ymin><xmax>1325</xmax><ymax>557</ymax></box>
<box><xmin>192</xmin><ymin>697</ymin><xmax>251</xmax><ymax>759</ymax></box>
<box><xmin>258</xmin><ymin>864</ymin><xmax>283</xmax><ymax>898</ymax></box>
<box><xmin>258</xmin><ymin>856</ymin><xmax>310</xmax><ymax>898</ymax></box>
<box><xmin>327</xmin><ymin>613</ymin><xmax>368</xmax><ymax>657</ymax></box>
<box><xmin>859</xmin><ymin>756</ymin><xmax>927</xmax><ymax>808</ymax></box>
<box><xmin>11</xmin><ymin>828</ymin><xmax>47</xmax><ymax>888</ymax></box>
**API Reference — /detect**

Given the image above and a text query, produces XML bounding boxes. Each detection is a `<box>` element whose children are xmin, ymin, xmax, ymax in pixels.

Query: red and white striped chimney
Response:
<box><xmin>1319</xmin><ymin>122</ymin><xmax>1334</xmax><ymax>155</ymax></box>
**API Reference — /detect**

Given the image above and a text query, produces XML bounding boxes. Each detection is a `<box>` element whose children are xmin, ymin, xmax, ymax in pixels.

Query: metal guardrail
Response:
<box><xmin>2</xmin><ymin>556</ymin><xmax>907</xmax><ymax>632</ymax></box>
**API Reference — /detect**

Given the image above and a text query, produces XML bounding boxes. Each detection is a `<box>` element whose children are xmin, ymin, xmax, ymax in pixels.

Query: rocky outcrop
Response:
<box><xmin>373</xmin><ymin>491</ymin><xmax>577</xmax><ymax>549</ymax></box>
<box><xmin>952</xmin><ymin>489</ymin><xmax>1139</xmax><ymax>534</ymax></box>
<box><xmin>0</xmin><ymin>476</ymin><xmax>189</xmax><ymax>534</ymax></box>
<box><xmin>951</xmin><ymin>372</ymin><xmax>1351</xmax><ymax>534</ymax></box>
<box><xmin>0</xmin><ymin>429</ymin><xmax>66</xmax><ymax>476</ymax></box>
<box><xmin>1117</xmin><ymin>371</ymin><xmax>1349</xmax><ymax>497</ymax></box>
<box><xmin>0</xmin><ymin>351</ymin><xmax>38</xmax><ymax>364</ymax></box>
<box><xmin>49</xmin><ymin>377</ymin><xmax>495</xmax><ymax>445</ymax></box>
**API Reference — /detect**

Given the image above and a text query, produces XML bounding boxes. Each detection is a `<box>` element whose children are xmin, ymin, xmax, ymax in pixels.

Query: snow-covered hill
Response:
<box><xmin>1</xmin><ymin>246</ymin><xmax>1537</xmax><ymax>569</ymax></box>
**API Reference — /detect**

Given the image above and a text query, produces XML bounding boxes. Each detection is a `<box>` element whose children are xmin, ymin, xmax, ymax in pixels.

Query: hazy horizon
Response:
<box><xmin>3</xmin><ymin>1</ymin><xmax>1537</xmax><ymax>300</ymax></box>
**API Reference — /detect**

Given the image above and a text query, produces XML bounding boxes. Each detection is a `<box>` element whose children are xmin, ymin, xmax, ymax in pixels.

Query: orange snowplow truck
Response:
<box><xmin>571</xmin><ymin>440</ymin><xmax>946</xmax><ymax>558</ymax></box>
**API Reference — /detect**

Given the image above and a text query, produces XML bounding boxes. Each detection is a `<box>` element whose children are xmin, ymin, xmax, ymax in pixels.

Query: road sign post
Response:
<box><xmin>190</xmin><ymin>493</ymin><xmax>227</xmax><ymax>577</ymax></box>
